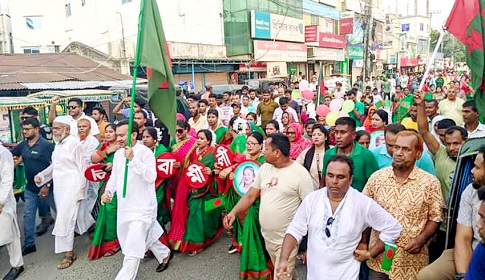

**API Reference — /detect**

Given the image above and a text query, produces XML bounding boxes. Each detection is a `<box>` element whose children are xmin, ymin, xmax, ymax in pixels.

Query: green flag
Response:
<box><xmin>445</xmin><ymin>0</ymin><xmax>485</xmax><ymax>122</ymax></box>
<box><xmin>139</xmin><ymin>0</ymin><xmax>177</xmax><ymax>138</ymax></box>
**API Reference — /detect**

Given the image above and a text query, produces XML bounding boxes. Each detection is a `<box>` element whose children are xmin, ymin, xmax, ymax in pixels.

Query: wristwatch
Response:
<box><xmin>455</xmin><ymin>273</ymin><xmax>466</xmax><ymax>280</ymax></box>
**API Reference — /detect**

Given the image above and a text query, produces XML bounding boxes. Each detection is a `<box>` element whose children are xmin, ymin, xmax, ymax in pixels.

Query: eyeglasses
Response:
<box><xmin>20</xmin><ymin>116</ymin><xmax>34</xmax><ymax>120</ymax></box>
<box><xmin>285</xmin><ymin>131</ymin><xmax>296</xmax><ymax>135</ymax></box>
<box><xmin>176</xmin><ymin>129</ymin><xmax>184</xmax><ymax>134</ymax></box>
<box><xmin>325</xmin><ymin>217</ymin><xmax>335</xmax><ymax>238</ymax></box>
<box><xmin>246</xmin><ymin>142</ymin><xmax>259</xmax><ymax>147</ymax></box>
<box><xmin>67</xmin><ymin>105</ymin><xmax>79</xmax><ymax>109</ymax></box>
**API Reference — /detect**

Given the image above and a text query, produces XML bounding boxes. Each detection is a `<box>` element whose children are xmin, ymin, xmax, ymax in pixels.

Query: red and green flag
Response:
<box><xmin>139</xmin><ymin>0</ymin><xmax>177</xmax><ymax>137</ymax></box>
<box><xmin>445</xmin><ymin>0</ymin><xmax>485</xmax><ymax>122</ymax></box>
<box><xmin>317</xmin><ymin>66</ymin><xmax>326</xmax><ymax>104</ymax></box>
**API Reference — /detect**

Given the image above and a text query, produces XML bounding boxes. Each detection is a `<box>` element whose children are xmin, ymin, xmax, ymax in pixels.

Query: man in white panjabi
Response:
<box><xmin>277</xmin><ymin>155</ymin><xmax>402</xmax><ymax>280</ymax></box>
<box><xmin>0</xmin><ymin>145</ymin><xmax>24</xmax><ymax>280</ymax></box>
<box><xmin>77</xmin><ymin>118</ymin><xmax>100</xmax><ymax>228</ymax></box>
<box><xmin>101</xmin><ymin>121</ymin><xmax>172</xmax><ymax>280</ymax></box>
<box><xmin>35</xmin><ymin>115</ymin><xmax>91</xmax><ymax>269</ymax></box>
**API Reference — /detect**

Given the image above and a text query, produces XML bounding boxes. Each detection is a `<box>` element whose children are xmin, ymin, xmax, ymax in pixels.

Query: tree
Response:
<box><xmin>429</xmin><ymin>29</ymin><xmax>466</xmax><ymax>62</ymax></box>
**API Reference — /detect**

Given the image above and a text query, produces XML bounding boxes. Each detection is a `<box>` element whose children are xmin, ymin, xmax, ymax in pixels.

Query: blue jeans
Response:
<box><xmin>23</xmin><ymin>188</ymin><xmax>54</xmax><ymax>247</ymax></box>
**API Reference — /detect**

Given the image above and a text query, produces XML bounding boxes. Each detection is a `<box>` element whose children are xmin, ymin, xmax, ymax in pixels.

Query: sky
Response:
<box><xmin>385</xmin><ymin>0</ymin><xmax>455</xmax><ymax>29</ymax></box>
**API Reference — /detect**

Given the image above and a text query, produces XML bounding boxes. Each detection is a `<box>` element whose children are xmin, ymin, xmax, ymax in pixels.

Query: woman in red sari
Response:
<box><xmin>169</xmin><ymin>128</ymin><xmax>223</xmax><ymax>255</ymax></box>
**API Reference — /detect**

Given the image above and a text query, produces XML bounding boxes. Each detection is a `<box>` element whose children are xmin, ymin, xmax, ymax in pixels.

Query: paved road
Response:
<box><xmin>1</xmin><ymin>201</ymin><xmax>307</xmax><ymax>280</ymax></box>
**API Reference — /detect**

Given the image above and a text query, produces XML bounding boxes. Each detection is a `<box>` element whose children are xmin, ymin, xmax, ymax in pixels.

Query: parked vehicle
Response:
<box><xmin>244</xmin><ymin>77</ymin><xmax>287</xmax><ymax>91</ymax></box>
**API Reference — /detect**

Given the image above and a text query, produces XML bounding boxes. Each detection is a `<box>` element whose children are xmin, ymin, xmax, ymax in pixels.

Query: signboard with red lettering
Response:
<box><xmin>215</xmin><ymin>145</ymin><xmax>234</xmax><ymax>170</ymax></box>
<box><xmin>305</xmin><ymin>25</ymin><xmax>318</xmax><ymax>42</ymax></box>
<box><xmin>319</xmin><ymin>32</ymin><xmax>347</xmax><ymax>49</ymax></box>
<box><xmin>85</xmin><ymin>163</ymin><xmax>110</xmax><ymax>182</ymax></box>
<box><xmin>233</xmin><ymin>160</ymin><xmax>261</xmax><ymax>197</ymax></box>
<box><xmin>156</xmin><ymin>153</ymin><xmax>178</xmax><ymax>178</ymax></box>
<box><xmin>184</xmin><ymin>162</ymin><xmax>209</xmax><ymax>189</ymax></box>
<box><xmin>340</xmin><ymin>18</ymin><xmax>354</xmax><ymax>35</ymax></box>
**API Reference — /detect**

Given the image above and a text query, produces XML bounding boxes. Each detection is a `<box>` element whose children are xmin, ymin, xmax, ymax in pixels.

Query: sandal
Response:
<box><xmin>57</xmin><ymin>253</ymin><xmax>77</xmax><ymax>270</ymax></box>
<box><xmin>187</xmin><ymin>250</ymin><xmax>202</xmax><ymax>257</ymax></box>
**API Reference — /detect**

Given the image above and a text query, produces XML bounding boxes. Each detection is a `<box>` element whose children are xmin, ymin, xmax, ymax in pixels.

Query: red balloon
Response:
<box><xmin>302</xmin><ymin>90</ymin><xmax>314</xmax><ymax>100</ymax></box>
<box><xmin>316</xmin><ymin>105</ymin><xmax>330</xmax><ymax>117</ymax></box>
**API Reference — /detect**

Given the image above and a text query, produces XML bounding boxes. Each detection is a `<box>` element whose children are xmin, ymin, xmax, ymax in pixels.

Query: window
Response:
<box><xmin>122</xmin><ymin>0</ymin><xmax>131</xmax><ymax>4</ymax></box>
<box><xmin>81</xmin><ymin>0</ymin><xmax>86</xmax><ymax>6</ymax></box>
<box><xmin>420</xmin><ymin>23</ymin><xmax>424</xmax><ymax>31</ymax></box>
<box><xmin>25</xmin><ymin>16</ymin><xmax>42</xmax><ymax>30</ymax></box>
<box><xmin>65</xmin><ymin>3</ymin><xmax>71</xmax><ymax>17</ymax></box>
<box><xmin>23</xmin><ymin>47</ymin><xmax>40</xmax><ymax>53</ymax></box>
<box><xmin>310</xmin><ymin>14</ymin><xmax>319</xmax><ymax>25</ymax></box>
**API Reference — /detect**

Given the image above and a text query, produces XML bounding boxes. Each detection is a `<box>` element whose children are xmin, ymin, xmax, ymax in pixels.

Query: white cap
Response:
<box><xmin>53</xmin><ymin>116</ymin><xmax>71</xmax><ymax>126</ymax></box>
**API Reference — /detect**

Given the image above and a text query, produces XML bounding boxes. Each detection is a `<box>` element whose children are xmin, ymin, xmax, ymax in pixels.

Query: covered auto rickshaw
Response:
<box><xmin>445</xmin><ymin>137</ymin><xmax>485</xmax><ymax>248</ymax></box>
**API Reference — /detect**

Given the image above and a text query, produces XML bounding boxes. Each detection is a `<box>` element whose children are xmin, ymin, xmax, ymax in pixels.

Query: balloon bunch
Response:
<box><xmin>315</xmin><ymin>99</ymin><xmax>355</xmax><ymax>126</ymax></box>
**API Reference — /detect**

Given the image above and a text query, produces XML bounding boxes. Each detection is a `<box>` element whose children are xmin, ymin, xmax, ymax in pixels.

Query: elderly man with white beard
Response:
<box><xmin>34</xmin><ymin>116</ymin><xmax>90</xmax><ymax>269</ymax></box>
<box><xmin>0</xmin><ymin>145</ymin><xmax>24</xmax><ymax>280</ymax></box>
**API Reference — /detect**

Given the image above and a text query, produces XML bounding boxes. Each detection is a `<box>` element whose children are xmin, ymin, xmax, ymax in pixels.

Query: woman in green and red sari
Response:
<box><xmin>207</xmin><ymin>108</ymin><xmax>228</xmax><ymax>144</ymax></box>
<box><xmin>218</xmin><ymin>132</ymin><xmax>273</xmax><ymax>279</ymax></box>
<box><xmin>141</xmin><ymin>127</ymin><xmax>171</xmax><ymax>228</ymax></box>
<box><xmin>88</xmin><ymin>123</ymin><xmax>122</xmax><ymax>260</ymax></box>
<box><xmin>170</xmin><ymin>129</ymin><xmax>224</xmax><ymax>255</ymax></box>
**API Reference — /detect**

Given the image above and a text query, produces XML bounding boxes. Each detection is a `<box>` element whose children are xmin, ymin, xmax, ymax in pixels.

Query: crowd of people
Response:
<box><xmin>0</xmin><ymin>68</ymin><xmax>485</xmax><ymax>280</ymax></box>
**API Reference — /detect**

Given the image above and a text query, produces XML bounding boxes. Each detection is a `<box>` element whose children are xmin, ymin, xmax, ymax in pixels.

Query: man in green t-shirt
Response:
<box><xmin>321</xmin><ymin>117</ymin><xmax>378</xmax><ymax>191</ymax></box>
<box><xmin>415</xmin><ymin>90</ymin><xmax>467</xmax><ymax>200</ymax></box>
<box><xmin>382</xmin><ymin>77</ymin><xmax>392</xmax><ymax>100</ymax></box>
<box><xmin>345</xmin><ymin>90</ymin><xmax>365</xmax><ymax>127</ymax></box>
<box><xmin>435</xmin><ymin>74</ymin><xmax>445</xmax><ymax>88</ymax></box>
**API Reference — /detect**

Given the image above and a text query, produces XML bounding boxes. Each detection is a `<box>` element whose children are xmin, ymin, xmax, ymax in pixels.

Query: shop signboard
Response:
<box><xmin>305</xmin><ymin>25</ymin><xmax>318</xmax><ymax>42</ymax></box>
<box><xmin>251</xmin><ymin>10</ymin><xmax>305</xmax><ymax>43</ymax></box>
<box><xmin>319</xmin><ymin>32</ymin><xmax>347</xmax><ymax>49</ymax></box>
<box><xmin>253</xmin><ymin>40</ymin><xmax>307</xmax><ymax>62</ymax></box>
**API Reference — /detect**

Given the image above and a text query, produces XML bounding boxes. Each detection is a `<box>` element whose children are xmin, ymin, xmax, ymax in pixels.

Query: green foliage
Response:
<box><xmin>429</xmin><ymin>29</ymin><xmax>466</xmax><ymax>62</ymax></box>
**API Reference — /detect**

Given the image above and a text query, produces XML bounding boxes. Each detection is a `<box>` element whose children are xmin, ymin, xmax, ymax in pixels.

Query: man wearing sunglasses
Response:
<box><xmin>277</xmin><ymin>155</ymin><xmax>401</xmax><ymax>280</ymax></box>
<box><xmin>48</xmin><ymin>97</ymin><xmax>100</xmax><ymax>140</ymax></box>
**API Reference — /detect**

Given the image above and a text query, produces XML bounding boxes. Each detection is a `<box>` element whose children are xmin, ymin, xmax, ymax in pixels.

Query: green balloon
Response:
<box><xmin>341</xmin><ymin>100</ymin><xmax>355</xmax><ymax>113</ymax></box>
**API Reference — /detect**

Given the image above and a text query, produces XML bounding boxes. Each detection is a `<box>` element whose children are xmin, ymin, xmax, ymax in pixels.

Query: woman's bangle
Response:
<box><xmin>366</xmin><ymin>251</ymin><xmax>374</xmax><ymax>260</ymax></box>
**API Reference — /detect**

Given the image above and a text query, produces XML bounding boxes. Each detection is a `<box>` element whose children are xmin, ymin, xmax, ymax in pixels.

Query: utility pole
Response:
<box><xmin>116</xmin><ymin>12</ymin><xmax>129</xmax><ymax>75</ymax></box>
<box><xmin>362</xmin><ymin>0</ymin><xmax>373</xmax><ymax>79</ymax></box>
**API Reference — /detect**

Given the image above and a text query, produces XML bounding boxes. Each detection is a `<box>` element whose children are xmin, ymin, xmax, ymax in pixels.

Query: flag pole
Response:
<box><xmin>419</xmin><ymin>29</ymin><xmax>445</xmax><ymax>91</ymax></box>
<box><xmin>122</xmin><ymin>0</ymin><xmax>147</xmax><ymax>198</ymax></box>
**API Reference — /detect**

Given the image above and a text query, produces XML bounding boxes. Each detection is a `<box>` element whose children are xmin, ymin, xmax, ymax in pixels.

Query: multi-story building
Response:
<box><xmin>383</xmin><ymin>14</ymin><xmax>430</xmax><ymax>73</ymax></box>
<box><xmin>0</xmin><ymin>1</ymin><xmax>14</xmax><ymax>54</ymax></box>
<box><xmin>7</xmin><ymin>0</ymin><xmax>231</xmax><ymax>90</ymax></box>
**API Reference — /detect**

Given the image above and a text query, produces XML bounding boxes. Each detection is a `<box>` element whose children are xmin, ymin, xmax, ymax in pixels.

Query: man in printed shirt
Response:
<box><xmin>363</xmin><ymin>130</ymin><xmax>444</xmax><ymax>279</ymax></box>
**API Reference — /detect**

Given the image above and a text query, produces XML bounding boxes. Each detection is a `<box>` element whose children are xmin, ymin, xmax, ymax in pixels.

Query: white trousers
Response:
<box><xmin>54</xmin><ymin>230</ymin><xmax>74</xmax><ymax>253</ymax></box>
<box><xmin>6</xmin><ymin>236</ymin><xmax>23</xmax><ymax>268</ymax></box>
<box><xmin>115</xmin><ymin>240</ymin><xmax>170</xmax><ymax>280</ymax></box>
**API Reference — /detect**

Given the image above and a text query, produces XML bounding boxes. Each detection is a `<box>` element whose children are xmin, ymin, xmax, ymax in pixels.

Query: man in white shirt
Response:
<box><xmin>273</xmin><ymin>97</ymin><xmax>299</xmax><ymax>127</ymax></box>
<box><xmin>462</xmin><ymin>100</ymin><xmax>485</xmax><ymax>138</ymax></box>
<box><xmin>0</xmin><ymin>145</ymin><xmax>24</xmax><ymax>280</ymax></box>
<box><xmin>48</xmin><ymin>97</ymin><xmax>100</xmax><ymax>139</ymax></box>
<box><xmin>35</xmin><ymin>116</ymin><xmax>90</xmax><ymax>270</ymax></box>
<box><xmin>277</xmin><ymin>155</ymin><xmax>402</xmax><ymax>280</ymax></box>
<box><xmin>102</xmin><ymin>120</ymin><xmax>172</xmax><ymax>279</ymax></box>
<box><xmin>188</xmin><ymin>101</ymin><xmax>207</xmax><ymax>132</ymax></box>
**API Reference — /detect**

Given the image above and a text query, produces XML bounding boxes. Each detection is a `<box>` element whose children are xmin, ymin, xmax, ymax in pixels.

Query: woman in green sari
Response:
<box><xmin>176</xmin><ymin>129</ymin><xmax>224</xmax><ymax>256</ymax></box>
<box><xmin>141</xmin><ymin>127</ymin><xmax>171</xmax><ymax>228</ymax></box>
<box><xmin>218</xmin><ymin>132</ymin><xmax>273</xmax><ymax>279</ymax></box>
<box><xmin>88</xmin><ymin>124</ymin><xmax>121</xmax><ymax>260</ymax></box>
<box><xmin>207</xmin><ymin>108</ymin><xmax>228</xmax><ymax>144</ymax></box>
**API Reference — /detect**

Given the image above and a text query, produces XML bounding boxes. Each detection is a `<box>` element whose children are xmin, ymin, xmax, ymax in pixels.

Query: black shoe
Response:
<box><xmin>228</xmin><ymin>244</ymin><xmax>238</xmax><ymax>254</ymax></box>
<box><xmin>3</xmin><ymin>266</ymin><xmax>24</xmax><ymax>280</ymax></box>
<box><xmin>156</xmin><ymin>251</ymin><xmax>173</xmax><ymax>273</ymax></box>
<box><xmin>21</xmin><ymin>245</ymin><xmax>36</xmax><ymax>256</ymax></box>
<box><xmin>36</xmin><ymin>217</ymin><xmax>54</xmax><ymax>236</ymax></box>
